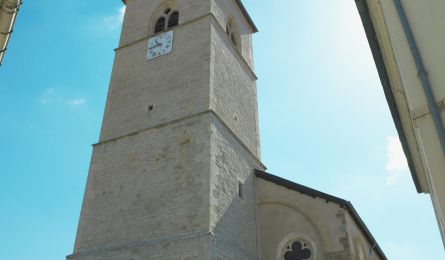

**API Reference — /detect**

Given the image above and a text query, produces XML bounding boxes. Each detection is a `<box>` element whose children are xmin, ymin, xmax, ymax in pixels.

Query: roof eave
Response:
<box><xmin>234</xmin><ymin>0</ymin><xmax>258</xmax><ymax>33</ymax></box>
<box><xmin>354</xmin><ymin>0</ymin><xmax>423</xmax><ymax>193</ymax></box>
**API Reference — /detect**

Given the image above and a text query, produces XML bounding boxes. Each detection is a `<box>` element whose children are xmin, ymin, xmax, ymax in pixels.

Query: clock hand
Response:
<box><xmin>149</xmin><ymin>43</ymin><xmax>162</xmax><ymax>50</ymax></box>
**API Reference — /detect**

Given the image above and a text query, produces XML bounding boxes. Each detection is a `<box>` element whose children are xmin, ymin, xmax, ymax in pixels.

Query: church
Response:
<box><xmin>67</xmin><ymin>0</ymin><xmax>386</xmax><ymax>259</ymax></box>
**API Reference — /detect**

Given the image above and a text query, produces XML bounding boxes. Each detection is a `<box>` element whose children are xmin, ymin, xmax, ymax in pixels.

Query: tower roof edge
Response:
<box><xmin>234</xmin><ymin>0</ymin><xmax>258</xmax><ymax>33</ymax></box>
<box><xmin>120</xmin><ymin>0</ymin><xmax>258</xmax><ymax>33</ymax></box>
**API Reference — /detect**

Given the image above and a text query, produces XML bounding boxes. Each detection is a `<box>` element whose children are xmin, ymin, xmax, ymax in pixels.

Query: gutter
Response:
<box><xmin>0</xmin><ymin>0</ymin><xmax>22</xmax><ymax>65</ymax></box>
<box><xmin>393</xmin><ymin>0</ymin><xmax>445</xmax><ymax>156</ymax></box>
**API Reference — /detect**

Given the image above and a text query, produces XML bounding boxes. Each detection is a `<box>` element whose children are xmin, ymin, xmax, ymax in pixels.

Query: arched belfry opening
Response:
<box><xmin>226</xmin><ymin>17</ymin><xmax>241</xmax><ymax>50</ymax></box>
<box><xmin>152</xmin><ymin>4</ymin><xmax>179</xmax><ymax>34</ymax></box>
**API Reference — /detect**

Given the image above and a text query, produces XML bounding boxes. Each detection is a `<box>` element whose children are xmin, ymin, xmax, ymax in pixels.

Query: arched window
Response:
<box><xmin>153</xmin><ymin>8</ymin><xmax>179</xmax><ymax>34</ymax></box>
<box><xmin>168</xmin><ymin>11</ymin><xmax>179</xmax><ymax>28</ymax></box>
<box><xmin>226</xmin><ymin>19</ymin><xmax>239</xmax><ymax>47</ymax></box>
<box><xmin>154</xmin><ymin>17</ymin><xmax>166</xmax><ymax>34</ymax></box>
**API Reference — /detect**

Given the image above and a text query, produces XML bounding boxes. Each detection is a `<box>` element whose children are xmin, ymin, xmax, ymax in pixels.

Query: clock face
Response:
<box><xmin>147</xmin><ymin>31</ymin><xmax>174</xmax><ymax>60</ymax></box>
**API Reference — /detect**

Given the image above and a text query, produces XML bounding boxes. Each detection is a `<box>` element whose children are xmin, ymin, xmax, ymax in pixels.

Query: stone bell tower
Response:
<box><xmin>68</xmin><ymin>0</ymin><xmax>262</xmax><ymax>259</ymax></box>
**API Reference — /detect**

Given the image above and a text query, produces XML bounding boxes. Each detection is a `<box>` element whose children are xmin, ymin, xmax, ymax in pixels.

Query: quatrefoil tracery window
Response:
<box><xmin>278</xmin><ymin>233</ymin><xmax>316</xmax><ymax>260</ymax></box>
<box><xmin>282</xmin><ymin>240</ymin><xmax>313</xmax><ymax>260</ymax></box>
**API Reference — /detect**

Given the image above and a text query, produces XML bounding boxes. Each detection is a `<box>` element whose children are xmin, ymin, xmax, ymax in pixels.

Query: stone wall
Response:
<box><xmin>119</xmin><ymin>0</ymin><xmax>211</xmax><ymax>47</ymax></box>
<box><xmin>71</xmin><ymin>115</ymin><xmax>212</xmax><ymax>259</ymax></box>
<box><xmin>210</xmin><ymin>18</ymin><xmax>260</xmax><ymax>158</ymax></box>
<box><xmin>70</xmin><ymin>0</ymin><xmax>262</xmax><ymax>258</ymax></box>
<box><xmin>100</xmin><ymin>14</ymin><xmax>212</xmax><ymax>142</ymax></box>
<box><xmin>209</xmin><ymin>116</ymin><xmax>262</xmax><ymax>259</ymax></box>
<box><xmin>69</xmin><ymin>234</ymin><xmax>211</xmax><ymax>260</ymax></box>
<box><xmin>255</xmin><ymin>177</ymin><xmax>382</xmax><ymax>260</ymax></box>
<box><xmin>211</xmin><ymin>0</ymin><xmax>255</xmax><ymax>67</ymax></box>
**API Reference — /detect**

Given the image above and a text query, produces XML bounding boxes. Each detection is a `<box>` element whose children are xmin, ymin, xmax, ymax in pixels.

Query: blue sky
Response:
<box><xmin>0</xmin><ymin>0</ymin><xmax>443</xmax><ymax>259</ymax></box>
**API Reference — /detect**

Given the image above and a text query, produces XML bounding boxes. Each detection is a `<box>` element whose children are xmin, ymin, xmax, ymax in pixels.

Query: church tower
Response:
<box><xmin>68</xmin><ymin>0</ymin><xmax>263</xmax><ymax>259</ymax></box>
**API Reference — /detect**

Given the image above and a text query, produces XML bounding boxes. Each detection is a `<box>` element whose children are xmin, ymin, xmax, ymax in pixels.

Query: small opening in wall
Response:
<box><xmin>238</xmin><ymin>181</ymin><xmax>244</xmax><ymax>199</ymax></box>
<box><xmin>148</xmin><ymin>105</ymin><xmax>154</xmax><ymax>111</ymax></box>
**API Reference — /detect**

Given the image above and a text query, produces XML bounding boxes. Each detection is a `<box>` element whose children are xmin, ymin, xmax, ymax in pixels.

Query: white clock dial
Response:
<box><xmin>147</xmin><ymin>31</ymin><xmax>174</xmax><ymax>60</ymax></box>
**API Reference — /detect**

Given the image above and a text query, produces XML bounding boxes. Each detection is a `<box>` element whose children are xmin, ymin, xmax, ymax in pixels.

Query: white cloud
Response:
<box><xmin>37</xmin><ymin>88</ymin><xmax>86</xmax><ymax>108</ymax></box>
<box><xmin>385</xmin><ymin>136</ymin><xmax>408</xmax><ymax>185</ymax></box>
<box><xmin>67</xmin><ymin>98</ymin><xmax>86</xmax><ymax>106</ymax></box>
<box><xmin>38</xmin><ymin>88</ymin><xmax>57</xmax><ymax>104</ymax></box>
<box><xmin>104</xmin><ymin>6</ymin><xmax>126</xmax><ymax>30</ymax></box>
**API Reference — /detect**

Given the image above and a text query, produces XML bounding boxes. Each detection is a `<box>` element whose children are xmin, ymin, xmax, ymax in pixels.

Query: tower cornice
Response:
<box><xmin>120</xmin><ymin>0</ymin><xmax>258</xmax><ymax>33</ymax></box>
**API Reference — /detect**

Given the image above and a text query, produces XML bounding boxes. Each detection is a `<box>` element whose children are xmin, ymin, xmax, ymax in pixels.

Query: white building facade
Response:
<box><xmin>356</xmin><ymin>0</ymin><xmax>445</xmax><ymax>247</ymax></box>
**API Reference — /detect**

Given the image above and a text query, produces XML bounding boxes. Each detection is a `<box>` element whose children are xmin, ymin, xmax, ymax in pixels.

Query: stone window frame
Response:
<box><xmin>150</xmin><ymin>3</ymin><xmax>179</xmax><ymax>35</ymax></box>
<box><xmin>276</xmin><ymin>232</ymin><xmax>317</xmax><ymax>260</ymax></box>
